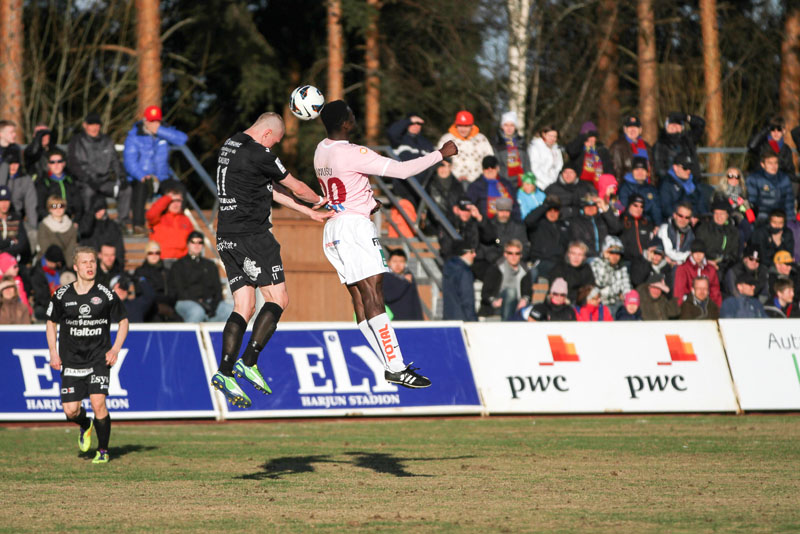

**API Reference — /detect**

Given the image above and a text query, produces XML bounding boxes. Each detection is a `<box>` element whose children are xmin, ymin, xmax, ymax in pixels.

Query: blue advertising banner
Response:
<box><xmin>202</xmin><ymin>322</ymin><xmax>481</xmax><ymax>418</ymax></box>
<box><xmin>0</xmin><ymin>325</ymin><xmax>219</xmax><ymax>421</ymax></box>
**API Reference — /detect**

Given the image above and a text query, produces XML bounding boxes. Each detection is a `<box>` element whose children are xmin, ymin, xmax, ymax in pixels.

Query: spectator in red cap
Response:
<box><xmin>436</xmin><ymin>110</ymin><xmax>493</xmax><ymax>184</ymax></box>
<box><xmin>123</xmin><ymin>105</ymin><xmax>188</xmax><ymax>235</ymax></box>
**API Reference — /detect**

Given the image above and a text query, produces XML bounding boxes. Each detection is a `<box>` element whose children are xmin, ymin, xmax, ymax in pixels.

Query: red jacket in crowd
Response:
<box><xmin>146</xmin><ymin>195</ymin><xmax>195</xmax><ymax>259</ymax></box>
<box><xmin>673</xmin><ymin>256</ymin><xmax>722</xmax><ymax>307</ymax></box>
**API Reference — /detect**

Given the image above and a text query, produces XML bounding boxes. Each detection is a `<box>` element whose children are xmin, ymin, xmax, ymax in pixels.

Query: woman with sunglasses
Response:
<box><xmin>710</xmin><ymin>167</ymin><xmax>754</xmax><ymax>226</ymax></box>
<box><xmin>37</xmin><ymin>194</ymin><xmax>79</xmax><ymax>268</ymax></box>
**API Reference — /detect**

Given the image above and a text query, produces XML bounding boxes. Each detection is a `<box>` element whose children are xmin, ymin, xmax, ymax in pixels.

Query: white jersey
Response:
<box><xmin>313</xmin><ymin>139</ymin><xmax>442</xmax><ymax>219</ymax></box>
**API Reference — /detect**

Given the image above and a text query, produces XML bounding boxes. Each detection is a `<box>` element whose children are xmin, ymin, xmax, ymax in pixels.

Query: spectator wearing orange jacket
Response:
<box><xmin>146</xmin><ymin>187</ymin><xmax>194</xmax><ymax>260</ymax></box>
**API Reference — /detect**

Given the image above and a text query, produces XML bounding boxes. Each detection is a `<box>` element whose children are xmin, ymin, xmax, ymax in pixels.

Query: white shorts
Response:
<box><xmin>323</xmin><ymin>213</ymin><xmax>388</xmax><ymax>284</ymax></box>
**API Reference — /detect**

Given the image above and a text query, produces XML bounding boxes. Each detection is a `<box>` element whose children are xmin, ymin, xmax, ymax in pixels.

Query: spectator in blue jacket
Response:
<box><xmin>442</xmin><ymin>241</ymin><xmax>477</xmax><ymax>321</ymax></box>
<box><xmin>659</xmin><ymin>152</ymin><xmax>708</xmax><ymax>218</ymax></box>
<box><xmin>467</xmin><ymin>155</ymin><xmax>520</xmax><ymax>221</ymax></box>
<box><xmin>123</xmin><ymin>105</ymin><xmax>188</xmax><ymax>235</ymax></box>
<box><xmin>720</xmin><ymin>272</ymin><xmax>768</xmax><ymax>318</ymax></box>
<box><xmin>618</xmin><ymin>156</ymin><xmax>662</xmax><ymax>225</ymax></box>
<box><xmin>746</xmin><ymin>150</ymin><xmax>795</xmax><ymax>222</ymax></box>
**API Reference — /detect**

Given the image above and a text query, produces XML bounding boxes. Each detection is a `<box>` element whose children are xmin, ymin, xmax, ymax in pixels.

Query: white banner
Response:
<box><xmin>463</xmin><ymin>321</ymin><xmax>739</xmax><ymax>414</ymax></box>
<box><xmin>719</xmin><ymin>319</ymin><xmax>800</xmax><ymax>411</ymax></box>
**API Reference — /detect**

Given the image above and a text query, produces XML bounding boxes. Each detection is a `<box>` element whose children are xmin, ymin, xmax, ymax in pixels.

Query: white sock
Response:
<box><xmin>367</xmin><ymin>313</ymin><xmax>406</xmax><ymax>372</ymax></box>
<box><xmin>357</xmin><ymin>320</ymin><xmax>387</xmax><ymax>368</ymax></box>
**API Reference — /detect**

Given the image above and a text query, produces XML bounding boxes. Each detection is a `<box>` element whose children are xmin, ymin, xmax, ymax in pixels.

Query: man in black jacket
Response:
<box><xmin>694</xmin><ymin>197</ymin><xmax>739</xmax><ymax>278</ymax></box>
<box><xmin>619</xmin><ymin>193</ymin><xmax>655</xmax><ymax>262</ymax></box>
<box><xmin>724</xmin><ymin>244</ymin><xmax>769</xmax><ymax>300</ymax></box>
<box><xmin>547</xmin><ymin>241</ymin><xmax>595</xmax><ymax>303</ymax></box>
<box><xmin>524</xmin><ymin>197</ymin><xmax>568</xmax><ymax>281</ymax></box>
<box><xmin>748</xmin><ymin>117</ymin><xmax>796</xmax><ymax>182</ymax></box>
<box><xmin>439</xmin><ymin>196</ymin><xmax>496</xmax><ymax>278</ymax></box>
<box><xmin>386</xmin><ymin>113</ymin><xmax>435</xmax><ymax>206</ymax></box>
<box><xmin>653</xmin><ymin>111</ymin><xmax>705</xmax><ymax>184</ymax></box>
<box><xmin>0</xmin><ymin>185</ymin><xmax>30</xmax><ymax>264</ymax></box>
<box><xmin>567</xmin><ymin>194</ymin><xmax>622</xmax><ymax>258</ymax></box>
<box><xmin>543</xmin><ymin>163</ymin><xmax>595</xmax><ymax>220</ymax></box>
<box><xmin>79</xmin><ymin>195</ymin><xmax>125</xmax><ymax>265</ymax></box>
<box><xmin>169</xmin><ymin>231</ymin><xmax>232</xmax><ymax>322</ymax></box>
<box><xmin>67</xmin><ymin>112</ymin><xmax>132</xmax><ymax>230</ymax></box>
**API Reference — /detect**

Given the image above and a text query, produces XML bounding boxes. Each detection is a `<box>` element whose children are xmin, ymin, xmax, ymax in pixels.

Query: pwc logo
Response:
<box><xmin>659</xmin><ymin>335</ymin><xmax>698</xmax><ymax>365</ymax></box>
<box><xmin>626</xmin><ymin>335</ymin><xmax>696</xmax><ymax>399</ymax></box>
<box><xmin>540</xmin><ymin>335</ymin><xmax>580</xmax><ymax>366</ymax></box>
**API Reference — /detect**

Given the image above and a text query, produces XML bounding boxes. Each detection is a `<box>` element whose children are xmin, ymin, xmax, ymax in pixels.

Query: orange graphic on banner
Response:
<box><xmin>541</xmin><ymin>335</ymin><xmax>580</xmax><ymax>366</ymax></box>
<box><xmin>659</xmin><ymin>334</ymin><xmax>698</xmax><ymax>365</ymax></box>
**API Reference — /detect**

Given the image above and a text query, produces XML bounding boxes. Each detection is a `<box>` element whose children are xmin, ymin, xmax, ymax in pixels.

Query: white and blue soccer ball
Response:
<box><xmin>289</xmin><ymin>85</ymin><xmax>325</xmax><ymax>120</ymax></box>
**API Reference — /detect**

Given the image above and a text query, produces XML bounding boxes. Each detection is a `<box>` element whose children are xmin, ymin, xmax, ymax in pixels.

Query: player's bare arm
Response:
<box><xmin>280</xmin><ymin>174</ymin><xmax>328</xmax><ymax>208</ymax></box>
<box><xmin>106</xmin><ymin>318</ymin><xmax>129</xmax><ymax>366</ymax></box>
<box><xmin>46</xmin><ymin>320</ymin><xmax>61</xmax><ymax>371</ymax></box>
<box><xmin>274</xmin><ymin>190</ymin><xmax>334</xmax><ymax>223</ymax></box>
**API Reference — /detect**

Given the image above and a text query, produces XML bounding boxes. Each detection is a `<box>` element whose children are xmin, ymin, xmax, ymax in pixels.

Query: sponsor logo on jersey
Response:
<box><xmin>229</xmin><ymin>275</ymin><xmax>243</xmax><ymax>285</ymax></box>
<box><xmin>243</xmin><ymin>257</ymin><xmax>262</xmax><ymax>281</ymax></box>
<box><xmin>272</xmin><ymin>265</ymin><xmax>283</xmax><ymax>273</ymax></box>
<box><xmin>217</xmin><ymin>239</ymin><xmax>237</xmax><ymax>251</ymax></box>
<box><xmin>46</xmin><ymin>302</ymin><xmax>53</xmax><ymax>317</ymax></box>
<box><xmin>91</xmin><ymin>296</ymin><xmax>102</xmax><ymax>305</ymax></box>
<box><xmin>61</xmin><ymin>387</ymin><xmax>75</xmax><ymax>394</ymax></box>
<box><xmin>65</xmin><ymin>301</ymin><xmax>77</xmax><ymax>307</ymax></box>
<box><xmin>97</xmin><ymin>284</ymin><xmax>114</xmax><ymax>301</ymax></box>
<box><xmin>70</xmin><ymin>326</ymin><xmax>103</xmax><ymax>337</ymax></box>
<box><xmin>79</xmin><ymin>304</ymin><xmax>91</xmax><ymax>316</ymax></box>
<box><xmin>63</xmin><ymin>367</ymin><xmax>94</xmax><ymax>377</ymax></box>
<box><xmin>275</xmin><ymin>157</ymin><xmax>286</xmax><ymax>173</ymax></box>
<box><xmin>90</xmin><ymin>374</ymin><xmax>109</xmax><ymax>385</ymax></box>
<box><xmin>55</xmin><ymin>285</ymin><xmax>69</xmax><ymax>299</ymax></box>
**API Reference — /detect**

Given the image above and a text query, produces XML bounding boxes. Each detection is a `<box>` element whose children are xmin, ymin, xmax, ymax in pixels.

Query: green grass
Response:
<box><xmin>1</xmin><ymin>415</ymin><xmax>799</xmax><ymax>533</ymax></box>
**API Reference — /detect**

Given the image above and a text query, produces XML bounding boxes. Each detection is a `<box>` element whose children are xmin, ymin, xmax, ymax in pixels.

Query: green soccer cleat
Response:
<box><xmin>211</xmin><ymin>372</ymin><xmax>252</xmax><ymax>408</ymax></box>
<box><xmin>92</xmin><ymin>450</ymin><xmax>109</xmax><ymax>464</ymax></box>
<box><xmin>78</xmin><ymin>419</ymin><xmax>94</xmax><ymax>453</ymax></box>
<box><xmin>233</xmin><ymin>360</ymin><xmax>272</xmax><ymax>395</ymax></box>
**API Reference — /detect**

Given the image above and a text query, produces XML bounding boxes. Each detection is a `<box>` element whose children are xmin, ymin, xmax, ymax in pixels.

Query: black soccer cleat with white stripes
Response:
<box><xmin>384</xmin><ymin>364</ymin><xmax>431</xmax><ymax>389</ymax></box>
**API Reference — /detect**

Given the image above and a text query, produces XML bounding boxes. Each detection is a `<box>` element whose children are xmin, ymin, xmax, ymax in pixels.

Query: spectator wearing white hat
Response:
<box><xmin>493</xmin><ymin>111</ymin><xmax>530</xmax><ymax>187</ymax></box>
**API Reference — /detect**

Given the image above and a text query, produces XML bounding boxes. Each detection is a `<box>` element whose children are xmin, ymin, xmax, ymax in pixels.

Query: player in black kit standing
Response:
<box><xmin>46</xmin><ymin>246</ymin><xmax>129</xmax><ymax>464</ymax></box>
<box><xmin>211</xmin><ymin>111</ymin><xmax>331</xmax><ymax>408</ymax></box>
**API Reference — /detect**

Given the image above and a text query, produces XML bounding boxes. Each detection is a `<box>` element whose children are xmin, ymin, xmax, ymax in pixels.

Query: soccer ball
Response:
<box><xmin>290</xmin><ymin>85</ymin><xmax>325</xmax><ymax>120</ymax></box>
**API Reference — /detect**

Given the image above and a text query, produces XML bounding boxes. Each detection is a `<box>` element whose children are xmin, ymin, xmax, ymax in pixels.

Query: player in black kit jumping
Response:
<box><xmin>211</xmin><ymin>111</ymin><xmax>332</xmax><ymax>408</ymax></box>
<box><xmin>46</xmin><ymin>246</ymin><xmax>129</xmax><ymax>464</ymax></box>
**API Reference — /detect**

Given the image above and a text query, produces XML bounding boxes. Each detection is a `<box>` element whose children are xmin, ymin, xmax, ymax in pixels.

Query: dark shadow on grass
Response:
<box><xmin>237</xmin><ymin>455</ymin><xmax>335</xmax><ymax>480</ymax></box>
<box><xmin>345</xmin><ymin>452</ymin><xmax>476</xmax><ymax>478</ymax></box>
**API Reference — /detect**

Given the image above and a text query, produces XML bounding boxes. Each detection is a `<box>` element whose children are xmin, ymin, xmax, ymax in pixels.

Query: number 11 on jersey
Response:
<box><xmin>217</xmin><ymin>166</ymin><xmax>228</xmax><ymax>196</ymax></box>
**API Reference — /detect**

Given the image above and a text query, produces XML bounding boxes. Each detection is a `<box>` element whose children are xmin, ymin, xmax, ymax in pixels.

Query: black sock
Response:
<box><xmin>66</xmin><ymin>407</ymin><xmax>91</xmax><ymax>431</ymax></box>
<box><xmin>242</xmin><ymin>302</ymin><xmax>283</xmax><ymax>367</ymax></box>
<box><xmin>94</xmin><ymin>415</ymin><xmax>111</xmax><ymax>450</ymax></box>
<box><xmin>219</xmin><ymin>312</ymin><xmax>247</xmax><ymax>376</ymax></box>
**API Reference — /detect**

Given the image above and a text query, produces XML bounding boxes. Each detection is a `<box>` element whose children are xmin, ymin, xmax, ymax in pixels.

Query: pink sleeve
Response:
<box><xmin>353</xmin><ymin>148</ymin><xmax>442</xmax><ymax>179</ymax></box>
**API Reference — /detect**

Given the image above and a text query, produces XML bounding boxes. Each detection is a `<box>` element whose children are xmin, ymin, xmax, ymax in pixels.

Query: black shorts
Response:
<box><xmin>60</xmin><ymin>365</ymin><xmax>110</xmax><ymax>402</ymax></box>
<box><xmin>216</xmin><ymin>232</ymin><xmax>285</xmax><ymax>292</ymax></box>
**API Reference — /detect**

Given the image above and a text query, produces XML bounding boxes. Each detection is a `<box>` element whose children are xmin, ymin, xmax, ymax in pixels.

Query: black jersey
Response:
<box><xmin>215</xmin><ymin>132</ymin><xmax>290</xmax><ymax>236</ymax></box>
<box><xmin>46</xmin><ymin>282</ymin><xmax>127</xmax><ymax>368</ymax></box>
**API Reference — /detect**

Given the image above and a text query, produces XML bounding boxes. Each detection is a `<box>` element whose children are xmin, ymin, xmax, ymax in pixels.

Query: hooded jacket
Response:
<box><xmin>524</xmin><ymin>203</ymin><xmax>569</xmax><ymax>263</ymax></box>
<box><xmin>652</xmin><ymin>114</ymin><xmax>705</xmax><ymax>182</ymax></box>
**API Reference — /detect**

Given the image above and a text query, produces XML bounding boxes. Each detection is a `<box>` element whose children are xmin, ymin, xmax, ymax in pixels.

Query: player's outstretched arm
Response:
<box><xmin>274</xmin><ymin>191</ymin><xmax>334</xmax><ymax>223</ymax></box>
<box><xmin>106</xmin><ymin>318</ymin><xmax>129</xmax><ymax>366</ymax></box>
<box><xmin>280</xmin><ymin>173</ymin><xmax>328</xmax><ymax>208</ymax></box>
<box><xmin>46</xmin><ymin>320</ymin><xmax>61</xmax><ymax>371</ymax></box>
<box><xmin>359</xmin><ymin>141</ymin><xmax>457</xmax><ymax>180</ymax></box>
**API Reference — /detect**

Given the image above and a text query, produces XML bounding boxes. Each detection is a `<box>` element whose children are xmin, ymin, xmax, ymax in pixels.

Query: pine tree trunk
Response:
<box><xmin>781</xmin><ymin>7</ymin><xmax>800</xmax><ymax>152</ymax></box>
<box><xmin>327</xmin><ymin>0</ymin><xmax>344</xmax><ymax>102</ymax></box>
<box><xmin>136</xmin><ymin>0</ymin><xmax>162</xmax><ymax>115</ymax></box>
<box><xmin>507</xmin><ymin>0</ymin><xmax>531</xmax><ymax>136</ymax></box>
<box><xmin>364</xmin><ymin>0</ymin><xmax>381</xmax><ymax>145</ymax></box>
<box><xmin>637</xmin><ymin>0</ymin><xmax>658</xmax><ymax>145</ymax></box>
<box><xmin>700</xmin><ymin>0</ymin><xmax>724</xmax><ymax>183</ymax></box>
<box><xmin>596</xmin><ymin>0</ymin><xmax>619</xmax><ymax>146</ymax></box>
<box><xmin>0</xmin><ymin>0</ymin><xmax>24</xmax><ymax>137</ymax></box>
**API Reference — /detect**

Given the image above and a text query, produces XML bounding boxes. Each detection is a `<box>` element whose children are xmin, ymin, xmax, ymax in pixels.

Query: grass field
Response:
<box><xmin>1</xmin><ymin>415</ymin><xmax>799</xmax><ymax>533</ymax></box>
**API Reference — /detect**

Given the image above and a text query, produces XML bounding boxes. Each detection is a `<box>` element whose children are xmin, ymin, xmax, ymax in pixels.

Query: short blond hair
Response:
<box><xmin>72</xmin><ymin>246</ymin><xmax>97</xmax><ymax>265</ymax></box>
<box><xmin>47</xmin><ymin>195</ymin><xmax>66</xmax><ymax>209</ymax></box>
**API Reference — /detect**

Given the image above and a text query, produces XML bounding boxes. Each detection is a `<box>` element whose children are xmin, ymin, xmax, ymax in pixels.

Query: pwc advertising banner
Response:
<box><xmin>463</xmin><ymin>321</ymin><xmax>739</xmax><ymax>414</ymax></box>
<box><xmin>0</xmin><ymin>325</ymin><xmax>219</xmax><ymax>421</ymax></box>
<box><xmin>718</xmin><ymin>319</ymin><xmax>800</xmax><ymax>411</ymax></box>
<box><xmin>202</xmin><ymin>322</ymin><xmax>482</xmax><ymax>418</ymax></box>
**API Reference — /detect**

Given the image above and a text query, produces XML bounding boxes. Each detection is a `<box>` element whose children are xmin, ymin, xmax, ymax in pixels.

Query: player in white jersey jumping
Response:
<box><xmin>314</xmin><ymin>100</ymin><xmax>458</xmax><ymax>388</ymax></box>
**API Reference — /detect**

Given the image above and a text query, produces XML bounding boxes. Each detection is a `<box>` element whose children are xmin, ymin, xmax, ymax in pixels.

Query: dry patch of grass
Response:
<box><xmin>1</xmin><ymin>416</ymin><xmax>798</xmax><ymax>533</ymax></box>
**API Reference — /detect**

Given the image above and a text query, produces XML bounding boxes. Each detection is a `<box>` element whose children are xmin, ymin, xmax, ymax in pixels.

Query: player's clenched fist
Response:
<box><xmin>439</xmin><ymin>141</ymin><xmax>458</xmax><ymax>158</ymax></box>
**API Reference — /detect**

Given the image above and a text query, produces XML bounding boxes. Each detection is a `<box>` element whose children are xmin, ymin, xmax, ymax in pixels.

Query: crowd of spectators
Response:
<box><xmin>0</xmin><ymin>107</ymin><xmax>221</xmax><ymax>325</ymax></box>
<box><xmin>387</xmin><ymin>109</ymin><xmax>800</xmax><ymax>322</ymax></box>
